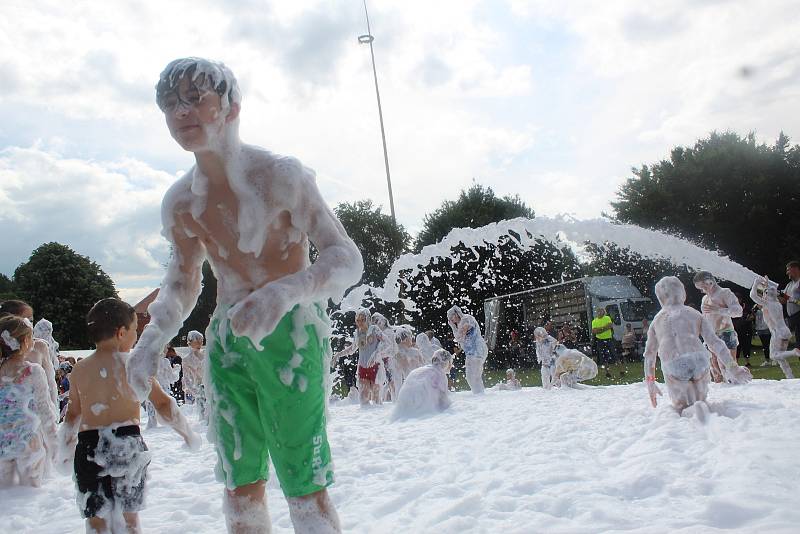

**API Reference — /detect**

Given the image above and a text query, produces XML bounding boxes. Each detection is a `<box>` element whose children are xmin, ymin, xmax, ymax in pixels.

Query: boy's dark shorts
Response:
<box><xmin>74</xmin><ymin>425</ymin><xmax>151</xmax><ymax>518</ymax></box>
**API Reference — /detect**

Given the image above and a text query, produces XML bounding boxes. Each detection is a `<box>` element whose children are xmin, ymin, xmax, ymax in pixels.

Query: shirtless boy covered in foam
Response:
<box><xmin>59</xmin><ymin>298</ymin><xmax>198</xmax><ymax>534</ymax></box>
<box><xmin>126</xmin><ymin>58</ymin><xmax>363</xmax><ymax>534</ymax></box>
<box><xmin>692</xmin><ymin>271</ymin><xmax>743</xmax><ymax>383</ymax></box>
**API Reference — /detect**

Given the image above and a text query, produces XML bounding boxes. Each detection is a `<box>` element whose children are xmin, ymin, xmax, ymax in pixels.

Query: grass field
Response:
<box><xmin>333</xmin><ymin>338</ymin><xmax>800</xmax><ymax>395</ymax></box>
<box><xmin>475</xmin><ymin>337</ymin><xmax>800</xmax><ymax>390</ymax></box>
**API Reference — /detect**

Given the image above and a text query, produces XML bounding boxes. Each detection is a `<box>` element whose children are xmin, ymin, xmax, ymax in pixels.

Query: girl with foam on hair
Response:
<box><xmin>447</xmin><ymin>306</ymin><xmax>488</xmax><ymax>394</ymax></box>
<box><xmin>644</xmin><ymin>277</ymin><xmax>751</xmax><ymax>416</ymax></box>
<box><xmin>0</xmin><ymin>315</ymin><xmax>58</xmax><ymax>487</ymax></box>
<box><xmin>391</xmin><ymin>349</ymin><xmax>453</xmax><ymax>420</ymax></box>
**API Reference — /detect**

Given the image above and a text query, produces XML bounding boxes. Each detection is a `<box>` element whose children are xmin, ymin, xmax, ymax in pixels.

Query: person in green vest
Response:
<box><xmin>592</xmin><ymin>307</ymin><xmax>614</xmax><ymax>375</ymax></box>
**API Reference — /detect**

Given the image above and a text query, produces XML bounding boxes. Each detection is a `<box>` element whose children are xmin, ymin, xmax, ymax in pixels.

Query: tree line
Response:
<box><xmin>4</xmin><ymin>130</ymin><xmax>799</xmax><ymax>352</ymax></box>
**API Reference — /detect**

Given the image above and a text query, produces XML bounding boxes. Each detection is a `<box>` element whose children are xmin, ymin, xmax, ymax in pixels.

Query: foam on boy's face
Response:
<box><xmin>164</xmin><ymin>76</ymin><xmax>227</xmax><ymax>151</ymax></box>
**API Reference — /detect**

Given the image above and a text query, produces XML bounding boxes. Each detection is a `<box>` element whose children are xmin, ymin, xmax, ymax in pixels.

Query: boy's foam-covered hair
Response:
<box><xmin>431</xmin><ymin>348</ymin><xmax>453</xmax><ymax>369</ymax></box>
<box><xmin>446</xmin><ymin>305</ymin><xmax>463</xmax><ymax>323</ymax></box>
<box><xmin>692</xmin><ymin>270</ymin><xmax>715</xmax><ymax>284</ymax></box>
<box><xmin>655</xmin><ymin>276</ymin><xmax>687</xmax><ymax>306</ymax></box>
<box><xmin>533</xmin><ymin>326</ymin><xmax>547</xmax><ymax>339</ymax></box>
<box><xmin>156</xmin><ymin>57</ymin><xmax>241</xmax><ymax>112</ymax></box>
<box><xmin>395</xmin><ymin>325</ymin><xmax>414</xmax><ymax>343</ymax></box>
<box><xmin>187</xmin><ymin>330</ymin><xmax>204</xmax><ymax>343</ymax></box>
<box><xmin>372</xmin><ymin>312</ymin><xmax>389</xmax><ymax>329</ymax></box>
<box><xmin>355</xmin><ymin>308</ymin><xmax>372</xmax><ymax>324</ymax></box>
<box><xmin>87</xmin><ymin>298</ymin><xmax>136</xmax><ymax>343</ymax></box>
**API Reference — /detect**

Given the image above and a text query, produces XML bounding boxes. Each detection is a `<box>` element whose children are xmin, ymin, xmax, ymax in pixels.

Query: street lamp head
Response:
<box><xmin>358</xmin><ymin>34</ymin><xmax>374</xmax><ymax>44</ymax></box>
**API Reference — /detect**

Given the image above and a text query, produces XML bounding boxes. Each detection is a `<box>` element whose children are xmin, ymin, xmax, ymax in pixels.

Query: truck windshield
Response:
<box><xmin>620</xmin><ymin>300</ymin><xmax>656</xmax><ymax>322</ymax></box>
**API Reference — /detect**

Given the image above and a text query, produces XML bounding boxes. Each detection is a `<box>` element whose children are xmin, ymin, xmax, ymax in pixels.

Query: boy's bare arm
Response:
<box><xmin>228</xmin><ymin>166</ymin><xmax>363</xmax><ymax>343</ymax></box>
<box><xmin>148</xmin><ymin>377</ymin><xmax>200</xmax><ymax>448</ymax></box>
<box><xmin>56</xmin><ymin>368</ymin><xmax>83</xmax><ymax>474</ymax></box>
<box><xmin>128</xmin><ymin>207</ymin><xmax>206</xmax><ymax>400</ymax></box>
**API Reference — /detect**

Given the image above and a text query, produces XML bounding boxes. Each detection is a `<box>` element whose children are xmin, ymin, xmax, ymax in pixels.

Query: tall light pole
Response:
<box><xmin>358</xmin><ymin>0</ymin><xmax>396</xmax><ymax>224</ymax></box>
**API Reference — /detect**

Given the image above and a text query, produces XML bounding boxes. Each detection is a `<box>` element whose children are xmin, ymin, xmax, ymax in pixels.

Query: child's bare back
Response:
<box><xmin>69</xmin><ymin>351</ymin><xmax>142</xmax><ymax>431</ymax></box>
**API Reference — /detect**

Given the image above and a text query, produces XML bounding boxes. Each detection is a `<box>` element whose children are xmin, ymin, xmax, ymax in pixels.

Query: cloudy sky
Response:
<box><xmin>2</xmin><ymin>0</ymin><xmax>799</xmax><ymax>304</ymax></box>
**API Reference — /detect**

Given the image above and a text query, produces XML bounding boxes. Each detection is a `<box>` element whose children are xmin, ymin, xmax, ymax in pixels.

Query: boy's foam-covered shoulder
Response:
<box><xmin>162</xmin><ymin>171</ymin><xmax>195</xmax><ymax>209</ymax></box>
<box><xmin>244</xmin><ymin>146</ymin><xmax>316</xmax><ymax>184</ymax></box>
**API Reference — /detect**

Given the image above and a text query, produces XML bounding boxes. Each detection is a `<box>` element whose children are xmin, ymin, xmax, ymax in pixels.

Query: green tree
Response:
<box><xmin>172</xmin><ymin>261</ymin><xmax>217</xmax><ymax>346</ymax></box>
<box><xmin>611</xmin><ymin>131</ymin><xmax>800</xmax><ymax>282</ymax></box>
<box><xmin>13</xmin><ymin>242</ymin><xmax>117</xmax><ymax>349</ymax></box>
<box><xmin>415</xmin><ymin>183</ymin><xmax>535</xmax><ymax>251</ymax></box>
<box><xmin>334</xmin><ymin>199</ymin><xmax>411</xmax><ymax>286</ymax></box>
<box><xmin>0</xmin><ymin>273</ymin><xmax>17</xmax><ymax>301</ymax></box>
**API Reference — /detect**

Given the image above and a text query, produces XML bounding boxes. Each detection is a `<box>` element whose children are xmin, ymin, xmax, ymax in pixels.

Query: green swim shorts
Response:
<box><xmin>207</xmin><ymin>303</ymin><xmax>334</xmax><ymax>497</ymax></box>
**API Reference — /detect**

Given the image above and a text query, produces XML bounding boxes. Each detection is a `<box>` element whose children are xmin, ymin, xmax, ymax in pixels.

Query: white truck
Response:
<box><xmin>484</xmin><ymin>275</ymin><xmax>656</xmax><ymax>356</ymax></box>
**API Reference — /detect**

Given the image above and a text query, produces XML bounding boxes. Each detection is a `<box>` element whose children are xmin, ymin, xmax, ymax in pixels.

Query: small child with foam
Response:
<box><xmin>392</xmin><ymin>349</ymin><xmax>453</xmax><ymax>420</ymax></box>
<box><xmin>182</xmin><ymin>330</ymin><xmax>207</xmax><ymax>420</ymax></box>
<box><xmin>59</xmin><ymin>298</ymin><xmax>199</xmax><ymax>533</ymax></box>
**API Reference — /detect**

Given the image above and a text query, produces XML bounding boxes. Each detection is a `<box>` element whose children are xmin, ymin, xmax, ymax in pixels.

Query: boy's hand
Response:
<box><xmin>723</xmin><ymin>365</ymin><xmax>753</xmax><ymax>385</ymax></box>
<box><xmin>228</xmin><ymin>280</ymin><xmax>298</xmax><ymax>347</ymax></box>
<box><xmin>184</xmin><ymin>430</ymin><xmax>202</xmax><ymax>450</ymax></box>
<box><xmin>646</xmin><ymin>380</ymin><xmax>662</xmax><ymax>407</ymax></box>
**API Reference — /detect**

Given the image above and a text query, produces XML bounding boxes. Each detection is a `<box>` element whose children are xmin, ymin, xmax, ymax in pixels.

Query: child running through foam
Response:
<box><xmin>533</xmin><ymin>327</ymin><xmax>558</xmax><ymax>390</ymax></box>
<box><xmin>447</xmin><ymin>305</ymin><xmax>488</xmax><ymax>394</ymax></box>
<box><xmin>335</xmin><ymin>309</ymin><xmax>381</xmax><ymax>406</ymax></box>
<box><xmin>644</xmin><ymin>277</ymin><xmax>752</xmax><ymax>415</ymax></box>
<box><xmin>552</xmin><ymin>345</ymin><xmax>598</xmax><ymax>388</ymax></box>
<box><xmin>391</xmin><ymin>349</ymin><xmax>453</xmax><ymax>420</ymax></box>
<box><xmin>58</xmin><ymin>298</ymin><xmax>199</xmax><ymax>533</ymax></box>
<box><xmin>182</xmin><ymin>330</ymin><xmax>208</xmax><ymax>419</ymax></box>
<box><xmin>750</xmin><ymin>276</ymin><xmax>796</xmax><ymax>378</ymax></box>
<box><xmin>0</xmin><ymin>315</ymin><xmax>57</xmax><ymax>487</ymax></box>
<box><xmin>127</xmin><ymin>58</ymin><xmax>363</xmax><ymax>534</ymax></box>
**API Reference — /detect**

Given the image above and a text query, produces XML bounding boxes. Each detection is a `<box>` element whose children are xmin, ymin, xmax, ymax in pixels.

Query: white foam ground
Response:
<box><xmin>2</xmin><ymin>380</ymin><xmax>798</xmax><ymax>533</ymax></box>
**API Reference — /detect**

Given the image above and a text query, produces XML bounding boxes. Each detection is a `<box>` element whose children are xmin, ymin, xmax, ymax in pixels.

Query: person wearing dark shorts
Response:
<box><xmin>74</xmin><ymin>425</ymin><xmax>151</xmax><ymax>520</ymax></box>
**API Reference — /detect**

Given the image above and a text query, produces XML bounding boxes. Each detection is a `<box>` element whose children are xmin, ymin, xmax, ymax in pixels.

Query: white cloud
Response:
<box><xmin>0</xmin><ymin>0</ymin><xmax>798</xmax><ymax>295</ymax></box>
<box><xmin>0</xmin><ymin>146</ymin><xmax>174</xmax><ymax>298</ymax></box>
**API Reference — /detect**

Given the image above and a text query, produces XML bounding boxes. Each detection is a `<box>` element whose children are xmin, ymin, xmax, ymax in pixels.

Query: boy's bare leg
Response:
<box><xmin>287</xmin><ymin>489</ymin><xmax>341</xmax><ymax>534</ymax></box>
<box><xmin>359</xmin><ymin>380</ymin><xmax>372</xmax><ymax>405</ymax></box>
<box><xmin>708</xmin><ymin>353</ymin><xmax>723</xmax><ymax>382</ymax></box>
<box><xmin>0</xmin><ymin>460</ymin><xmax>15</xmax><ymax>486</ymax></box>
<box><xmin>86</xmin><ymin>517</ymin><xmax>109</xmax><ymax>534</ymax></box>
<box><xmin>123</xmin><ymin>512</ymin><xmax>141</xmax><ymax>534</ymax></box>
<box><xmin>225</xmin><ymin>481</ymin><xmax>271</xmax><ymax>534</ymax></box>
